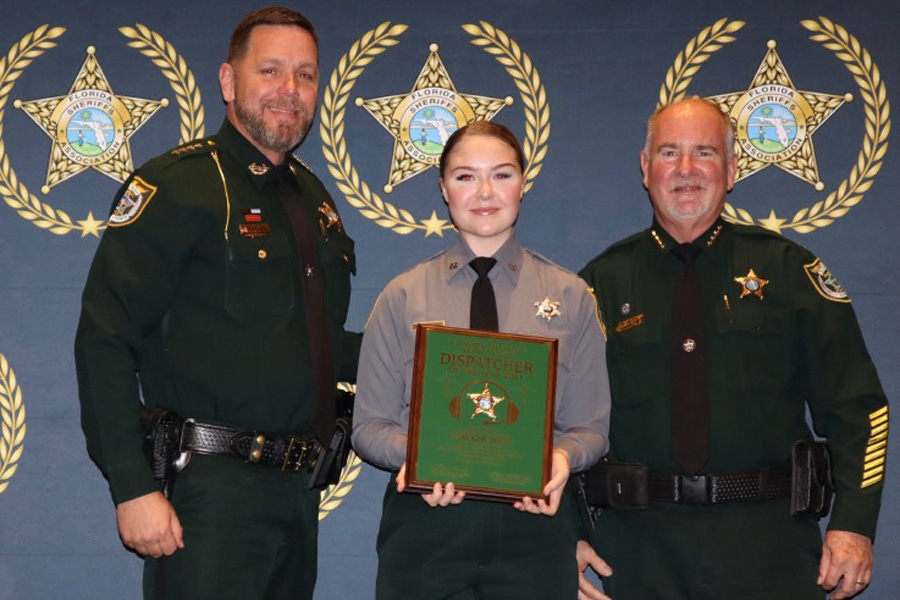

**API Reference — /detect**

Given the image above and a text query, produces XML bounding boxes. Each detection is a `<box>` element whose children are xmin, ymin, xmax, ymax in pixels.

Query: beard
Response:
<box><xmin>233</xmin><ymin>95</ymin><xmax>314</xmax><ymax>155</ymax></box>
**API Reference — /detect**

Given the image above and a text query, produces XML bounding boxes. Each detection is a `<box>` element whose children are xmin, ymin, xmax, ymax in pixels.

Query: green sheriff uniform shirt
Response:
<box><xmin>75</xmin><ymin>119</ymin><xmax>359</xmax><ymax>505</ymax></box>
<box><xmin>579</xmin><ymin>219</ymin><xmax>887</xmax><ymax>539</ymax></box>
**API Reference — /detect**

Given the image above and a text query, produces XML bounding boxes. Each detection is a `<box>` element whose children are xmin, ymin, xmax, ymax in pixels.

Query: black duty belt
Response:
<box><xmin>180</xmin><ymin>420</ymin><xmax>321</xmax><ymax>472</ymax></box>
<box><xmin>649</xmin><ymin>466</ymin><xmax>792</xmax><ymax>504</ymax></box>
<box><xmin>582</xmin><ymin>461</ymin><xmax>792</xmax><ymax>509</ymax></box>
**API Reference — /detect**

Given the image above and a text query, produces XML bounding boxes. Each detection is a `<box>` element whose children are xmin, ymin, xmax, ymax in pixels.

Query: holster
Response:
<box><xmin>582</xmin><ymin>460</ymin><xmax>650</xmax><ymax>510</ymax></box>
<box><xmin>791</xmin><ymin>439</ymin><xmax>834</xmax><ymax>519</ymax></box>
<box><xmin>308</xmin><ymin>389</ymin><xmax>355</xmax><ymax>490</ymax></box>
<box><xmin>140</xmin><ymin>406</ymin><xmax>185</xmax><ymax>498</ymax></box>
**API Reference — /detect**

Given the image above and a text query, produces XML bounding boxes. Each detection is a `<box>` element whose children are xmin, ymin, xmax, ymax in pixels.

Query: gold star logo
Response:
<box><xmin>14</xmin><ymin>46</ymin><xmax>167</xmax><ymax>193</ymax></box>
<box><xmin>708</xmin><ymin>40</ymin><xmax>851</xmax><ymax>190</ymax></box>
<box><xmin>469</xmin><ymin>383</ymin><xmax>504</xmax><ymax>421</ymax></box>
<box><xmin>355</xmin><ymin>43</ymin><xmax>513</xmax><ymax>194</ymax></box>
<box><xmin>734</xmin><ymin>268</ymin><xmax>770</xmax><ymax>300</ymax></box>
<box><xmin>534</xmin><ymin>297</ymin><xmax>561</xmax><ymax>321</ymax></box>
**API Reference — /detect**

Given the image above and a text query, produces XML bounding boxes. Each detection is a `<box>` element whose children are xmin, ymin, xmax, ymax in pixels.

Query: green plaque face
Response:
<box><xmin>406</xmin><ymin>324</ymin><xmax>557</xmax><ymax>502</ymax></box>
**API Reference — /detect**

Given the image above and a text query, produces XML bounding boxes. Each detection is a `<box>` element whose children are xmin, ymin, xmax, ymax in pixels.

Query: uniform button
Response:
<box><xmin>258</xmin><ymin>249</ymin><xmax>267</xmax><ymax>259</ymax></box>
<box><xmin>682</xmin><ymin>338</ymin><xmax>696</xmax><ymax>352</ymax></box>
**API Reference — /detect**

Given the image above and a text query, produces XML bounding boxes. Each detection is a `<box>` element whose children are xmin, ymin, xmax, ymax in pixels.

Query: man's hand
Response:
<box><xmin>577</xmin><ymin>539</ymin><xmax>613</xmax><ymax>600</ymax></box>
<box><xmin>116</xmin><ymin>491</ymin><xmax>184</xmax><ymax>558</ymax></box>
<box><xmin>514</xmin><ymin>449</ymin><xmax>570</xmax><ymax>516</ymax></box>
<box><xmin>817</xmin><ymin>530</ymin><xmax>873</xmax><ymax>599</ymax></box>
<box><xmin>396</xmin><ymin>462</ymin><xmax>466</xmax><ymax>507</ymax></box>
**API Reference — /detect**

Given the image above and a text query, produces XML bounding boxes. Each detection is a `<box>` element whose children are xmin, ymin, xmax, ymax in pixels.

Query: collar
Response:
<box><xmin>215</xmin><ymin>118</ymin><xmax>287</xmax><ymax>190</ymax></box>
<box><xmin>648</xmin><ymin>218</ymin><xmax>729</xmax><ymax>268</ymax></box>
<box><xmin>443</xmin><ymin>233</ymin><xmax>525</xmax><ymax>286</ymax></box>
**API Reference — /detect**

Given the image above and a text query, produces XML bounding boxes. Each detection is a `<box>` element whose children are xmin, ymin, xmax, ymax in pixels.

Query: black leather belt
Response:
<box><xmin>582</xmin><ymin>461</ymin><xmax>792</xmax><ymax>509</ymax></box>
<box><xmin>180</xmin><ymin>420</ymin><xmax>321</xmax><ymax>472</ymax></box>
<box><xmin>649</xmin><ymin>466</ymin><xmax>792</xmax><ymax>504</ymax></box>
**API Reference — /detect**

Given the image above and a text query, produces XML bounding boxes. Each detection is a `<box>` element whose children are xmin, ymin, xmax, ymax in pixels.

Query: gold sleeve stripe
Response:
<box><xmin>861</xmin><ymin>406</ymin><xmax>889</xmax><ymax>489</ymax></box>
<box><xmin>869</xmin><ymin>406</ymin><xmax>888</xmax><ymax>420</ymax></box>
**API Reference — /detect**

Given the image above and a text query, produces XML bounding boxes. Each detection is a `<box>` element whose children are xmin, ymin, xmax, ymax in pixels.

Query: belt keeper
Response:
<box><xmin>249</xmin><ymin>433</ymin><xmax>266</xmax><ymax>463</ymax></box>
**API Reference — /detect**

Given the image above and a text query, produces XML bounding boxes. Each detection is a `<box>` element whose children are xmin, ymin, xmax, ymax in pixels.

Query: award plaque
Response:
<box><xmin>406</xmin><ymin>324</ymin><xmax>557</xmax><ymax>503</ymax></box>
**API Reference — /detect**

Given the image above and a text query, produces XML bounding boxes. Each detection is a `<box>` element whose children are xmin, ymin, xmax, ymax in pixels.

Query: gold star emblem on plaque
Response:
<box><xmin>734</xmin><ymin>268</ymin><xmax>770</xmax><ymax>300</ymax></box>
<box><xmin>14</xmin><ymin>46</ymin><xmax>167</xmax><ymax>193</ymax></box>
<box><xmin>707</xmin><ymin>40</ymin><xmax>851</xmax><ymax>190</ymax></box>
<box><xmin>469</xmin><ymin>383</ymin><xmax>504</xmax><ymax>421</ymax></box>
<box><xmin>355</xmin><ymin>43</ymin><xmax>513</xmax><ymax>193</ymax></box>
<box><xmin>534</xmin><ymin>297</ymin><xmax>561</xmax><ymax>321</ymax></box>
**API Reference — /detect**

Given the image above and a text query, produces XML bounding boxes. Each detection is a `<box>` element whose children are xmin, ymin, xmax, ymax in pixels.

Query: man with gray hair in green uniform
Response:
<box><xmin>75</xmin><ymin>7</ymin><xmax>359</xmax><ymax>599</ymax></box>
<box><xmin>576</xmin><ymin>97</ymin><xmax>887</xmax><ymax>600</ymax></box>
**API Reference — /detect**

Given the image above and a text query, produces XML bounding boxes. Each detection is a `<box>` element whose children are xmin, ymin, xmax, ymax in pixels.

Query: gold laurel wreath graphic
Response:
<box><xmin>0</xmin><ymin>354</ymin><xmax>26</xmax><ymax>495</ymax></box>
<box><xmin>0</xmin><ymin>24</ymin><xmax>204</xmax><ymax>237</ymax></box>
<box><xmin>318</xmin><ymin>381</ymin><xmax>362</xmax><ymax>520</ymax></box>
<box><xmin>783</xmin><ymin>17</ymin><xmax>890</xmax><ymax>233</ymax></box>
<box><xmin>463</xmin><ymin>21</ymin><xmax>550</xmax><ymax>193</ymax></box>
<box><xmin>320</xmin><ymin>21</ymin><xmax>549</xmax><ymax>235</ymax></box>
<box><xmin>120</xmin><ymin>24</ymin><xmax>205</xmax><ymax>143</ymax></box>
<box><xmin>319</xmin><ymin>23</ymin><xmax>421</xmax><ymax>235</ymax></box>
<box><xmin>658</xmin><ymin>18</ymin><xmax>746</xmax><ymax>106</ymax></box>
<box><xmin>660</xmin><ymin>17</ymin><xmax>889</xmax><ymax>233</ymax></box>
<box><xmin>318</xmin><ymin>451</ymin><xmax>363</xmax><ymax>521</ymax></box>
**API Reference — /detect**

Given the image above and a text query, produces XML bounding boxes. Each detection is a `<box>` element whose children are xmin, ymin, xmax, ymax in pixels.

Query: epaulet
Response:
<box><xmin>597</xmin><ymin>229</ymin><xmax>646</xmax><ymax>258</ymax></box>
<box><xmin>287</xmin><ymin>153</ymin><xmax>314</xmax><ymax>175</ymax></box>
<box><xmin>138</xmin><ymin>138</ymin><xmax>218</xmax><ymax>176</ymax></box>
<box><xmin>524</xmin><ymin>247</ymin><xmax>571</xmax><ymax>273</ymax></box>
<box><xmin>579</xmin><ymin>229</ymin><xmax>645</xmax><ymax>273</ymax></box>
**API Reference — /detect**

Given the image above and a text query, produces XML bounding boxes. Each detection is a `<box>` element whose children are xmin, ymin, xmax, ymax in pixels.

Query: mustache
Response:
<box><xmin>671</xmin><ymin>179</ymin><xmax>705</xmax><ymax>190</ymax></box>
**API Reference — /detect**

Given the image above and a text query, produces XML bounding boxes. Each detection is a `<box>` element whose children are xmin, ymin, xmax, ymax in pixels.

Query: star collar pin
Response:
<box><xmin>734</xmin><ymin>268</ymin><xmax>770</xmax><ymax>300</ymax></box>
<box><xmin>535</xmin><ymin>297</ymin><xmax>561</xmax><ymax>321</ymax></box>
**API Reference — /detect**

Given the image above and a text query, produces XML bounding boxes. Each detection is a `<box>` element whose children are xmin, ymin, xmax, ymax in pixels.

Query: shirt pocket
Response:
<box><xmin>714</xmin><ymin>301</ymin><xmax>793</xmax><ymax>397</ymax></box>
<box><xmin>607</xmin><ymin>313</ymin><xmax>666</xmax><ymax>408</ymax></box>
<box><xmin>224</xmin><ymin>232</ymin><xmax>295</xmax><ymax>322</ymax></box>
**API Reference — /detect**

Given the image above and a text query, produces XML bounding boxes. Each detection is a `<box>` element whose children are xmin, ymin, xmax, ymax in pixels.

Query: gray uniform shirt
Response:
<box><xmin>352</xmin><ymin>233</ymin><xmax>610</xmax><ymax>472</ymax></box>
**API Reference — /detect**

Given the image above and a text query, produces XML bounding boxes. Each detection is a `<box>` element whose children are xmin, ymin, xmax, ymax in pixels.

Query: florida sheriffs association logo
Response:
<box><xmin>0</xmin><ymin>353</ymin><xmax>25</xmax><ymax>495</ymax></box>
<box><xmin>658</xmin><ymin>17</ymin><xmax>889</xmax><ymax>234</ymax></box>
<box><xmin>320</xmin><ymin>22</ymin><xmax>550</xmax><ymax>237</ymax></box>
<box><xmin>0</xmin><ymin>24</ymin><xmax>205</xmax><ymax>237</ymax></box>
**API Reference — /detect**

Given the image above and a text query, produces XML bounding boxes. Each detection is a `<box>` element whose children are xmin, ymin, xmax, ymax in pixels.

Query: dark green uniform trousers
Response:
<box><xmin>143</xmin><ymin>455</ymin><xmax>319</xmax><ymax>600</ymax></box>
<box><xmin>376</xmin><ymin>483</ymin><xmax>581</xmax><ymax>600</ymax></box>
<box><xmin>593</xmin><ymin>499</ymin><xmax>824</xmax><ymax>600</ymax></box>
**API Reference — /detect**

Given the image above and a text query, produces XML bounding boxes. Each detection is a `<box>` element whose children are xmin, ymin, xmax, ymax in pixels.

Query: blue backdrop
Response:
<box><xmin>0</xmin><ymin>1</ymin><xmax>896</xmax><ymax>598</ymax></box>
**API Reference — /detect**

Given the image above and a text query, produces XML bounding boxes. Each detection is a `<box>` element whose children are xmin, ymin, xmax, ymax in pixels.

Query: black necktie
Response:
<box><xmin>469</xmin><ymin>257</ymin><xmax>498</xmax><ymax>332</ymax></box>
<box><xmin>274</xmin><ymin>165</ymin><xmax>335</xmax><ymax>444</ymax></box>
<box><xmin>670</xmin><ymin>243</ymin><xmax>709</xmax><ymax>475</ymax></box>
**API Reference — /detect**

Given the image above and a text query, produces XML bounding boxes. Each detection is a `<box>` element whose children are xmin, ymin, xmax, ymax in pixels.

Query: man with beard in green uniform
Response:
<box><xmin>74</xmin><ymin>7</ymin><xmax>359</xmax><ymax>599</ymax></box>
<box><xmin>575</xmin><ymin>97</ymin><xmax>887</xmax><ymax>600</ymax></box>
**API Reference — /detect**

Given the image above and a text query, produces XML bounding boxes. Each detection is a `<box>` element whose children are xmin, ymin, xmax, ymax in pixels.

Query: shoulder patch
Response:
<box><xmin>108</xmin><ymin>176</ymin><xmax>157</xmax><ymax>227</ymax></box>
<box><xmin>804</xmin><ymin>258</ymin><xmax>850</xmax><ymax>303</ymax></box>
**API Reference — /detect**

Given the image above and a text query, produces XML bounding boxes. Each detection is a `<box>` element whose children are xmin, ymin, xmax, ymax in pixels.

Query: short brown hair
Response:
<box><xmin>439</xmin><ymin>120</ymin><xmax>525</xmax><ymax>178</ymax></box>
<box><xmin>227</xmin><ymin>6</ymin><xmax>318</xmax><ymax>62</ymax></box>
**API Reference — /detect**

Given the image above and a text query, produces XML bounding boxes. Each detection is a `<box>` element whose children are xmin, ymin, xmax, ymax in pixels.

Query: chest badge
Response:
<box><xmin>318</xmin><ymin>203</ymin><xmax>343</xmax><ymax>231</ymax></box>
<box><xmin>534</xmin><ymin>297</ymin><xmax>561</xmax><ymax>321</ymax></box>
<box><xmin>734</xmin><ymin>268</ymin><xmax>770</xmax><ymax>300</ymax></box>
<box><xmin>469</xmin><ymin>383</ymin><xmax>504</xmax><ymax>421</ymax></box>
